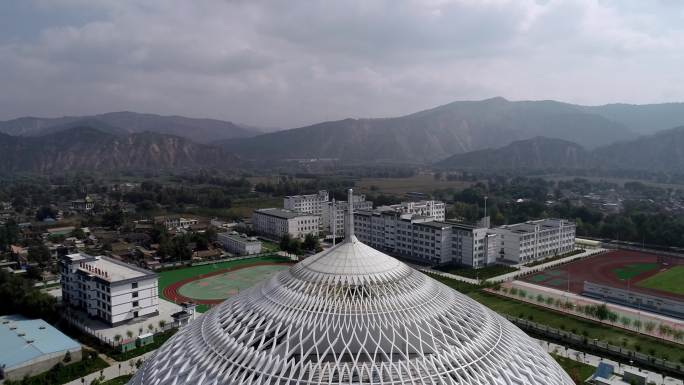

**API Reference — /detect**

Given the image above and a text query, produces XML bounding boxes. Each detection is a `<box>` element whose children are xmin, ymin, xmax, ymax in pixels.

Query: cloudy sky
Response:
<box><xmin>1</xmin><ymin>0</ymin><xmax>683</xmax><ymax>127</ymax></box>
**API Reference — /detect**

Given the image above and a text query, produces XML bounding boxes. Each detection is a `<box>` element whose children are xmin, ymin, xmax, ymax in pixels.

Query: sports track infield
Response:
<box><xmin>637</xmin><ymin>265</ymin><xmax>684</xmax><ymax>296</ymax></box>
<box><xmin>159</xmin><ymin>256</ymin><xmax>293</xmax><ymax>312</ymax></box>
<box><xmin>521</xmin><ymin>250</ymin><xmax>684</xmax><ymax>301</ymax></box>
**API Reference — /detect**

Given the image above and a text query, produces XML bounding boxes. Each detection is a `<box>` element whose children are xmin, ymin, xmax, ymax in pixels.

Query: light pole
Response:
<box><xmin>483</xmin><ymin>196</ymin><xmax>488</xmax><ymax>219</ymax></box>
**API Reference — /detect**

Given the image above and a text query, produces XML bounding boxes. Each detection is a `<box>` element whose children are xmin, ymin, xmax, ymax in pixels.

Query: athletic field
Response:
<box><xmin>637</xmin><ymin>265</ymin><xmax>684</xmax><ymax>296</ymax></box>
<box><xmin>521</xmin><ymin>250</ymin><xmax>684</xmax><ymax>301</ymax></box>
<box><xmin>158</xmin><ymin>256</ymin><xmax>292</xmax><ymax>312</ymax></box>
<box><xmin>177</xmin><ymin>265</ymin><xmax>289</xmax><ymax>300</ymax></box>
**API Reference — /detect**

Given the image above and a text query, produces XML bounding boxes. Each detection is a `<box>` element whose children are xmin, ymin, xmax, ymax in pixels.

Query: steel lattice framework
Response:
<box><xmin>129</xmin><ymin>191</ymin><xmax>573</xmax><ymax>385</ymax></box>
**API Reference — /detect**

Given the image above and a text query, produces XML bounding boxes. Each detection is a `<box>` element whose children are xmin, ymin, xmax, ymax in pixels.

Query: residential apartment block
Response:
<box><xmin>354</xmin><ymin>210</ymin><xmax>497</xmax><ymax>267</ymax></box>
<box><xmin>252</xmin><ymin>208</ymin><xmax>320</xmax><ymax>240</ymax></box>
<box><xmin>60</xmin><ymin>253</ymin><xmax>158</xmax><ymax>326</ymax></box>
<box><xmin>322</xmin><ymin>195</ymin><xmax>374</xmax><ymax>236</ymax></box>
<box><xmin>491</xmin><ymin>218</ymin><xmax>576</xmax><ymax>264</ymax></box>
<box><xmin>153</xmin><ymin>215</ymin><xmax>199</xmax><ymax>230</ymax></box>
<box><xmin>283</xmin><ymin>190</ymin><xmax>329</xmax><ymax>216</ymax></box>
<box><xmin>218</xmin><ymin>232</ymin><xmax>262</xmax><ymax>256</ymax></box>
<box><xmin>377</xmin><ymin>200</ymin><xmax>446</xmax><ymax>221</ymax></box>
<box><xmin>355</xmin><ymin>207</ymin><xmax>575</xmax><ymax>268</ymax></box>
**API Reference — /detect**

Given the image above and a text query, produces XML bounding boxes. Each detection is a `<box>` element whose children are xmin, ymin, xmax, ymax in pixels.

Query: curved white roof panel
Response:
<box><xmin>129</xmin><ymin>190</ymin><xmax>572</xmax><ymax>385</ymax></box>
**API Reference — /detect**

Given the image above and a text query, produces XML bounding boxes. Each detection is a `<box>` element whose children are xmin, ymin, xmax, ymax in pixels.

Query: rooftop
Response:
<box><xmin>498</xmin><ymin>218</ymin><xmax>573</xmax><ymax>233</ymax></box>
<box><xmin>65</xmin><ymin>253</ymin><xmax>155</xmax><ymax>282</ymax></box>
<box><xmin>0</xmin><ymin>314</ymin><xmax>80</xmax><ymax>370</ymax></box>
<box><xmin>254</xmin><ymin>208</ymin><xmax>317</xmax><ymax>219</ymax></box>
<box><xmin>415</xmin><ymin>221</ymin><xmax>453</xmax><ymax>229</ymax></box>
<box><xmin>218</xmin><ymin>232</ymin><xmax>260</xmax><ymax>244</ymax></box>
<box><xmin>129</xmin><ymin>189</ymin><xmax>573</xmax><ymax>385</ymax></box>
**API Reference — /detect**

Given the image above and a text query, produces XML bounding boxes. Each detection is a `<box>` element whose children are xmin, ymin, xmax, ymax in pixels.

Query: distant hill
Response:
<box><xmin>0</xmin><ymin>126</ymin><xmax>237</xmax><ymax>173</ymax></box>
<box><xmin>595</xmin><ymin>126</ymin><xmax>684</xmax><ymax>173</ymax></box>
<box><xmin>436</xmin><ymin>127</ymin><xmax>684</xmax><ymax>173</ymax></box>
<box><xmin>436</xmin><ymin>137</ymin><xmax>590</xmax><ymax>169</ymax></box>
<box><xmin>222</xmin><ymin>97</ymin><xmax>635</xmax><ymax>163</ymax></box>
<box><xmin>581</xmin><ymin>102</ymin><xmax>684</xmax><ymax>135</ymax></box>
<box><xmin>0</xmin><ymin>112</ymin><xmax>262</xmax><ymax>144</ymax></box>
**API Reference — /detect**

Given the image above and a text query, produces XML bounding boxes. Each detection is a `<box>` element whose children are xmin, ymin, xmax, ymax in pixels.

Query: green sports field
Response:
<box><xmin>613</xmin><ymin>263</ymin><xmax>659</xmax><ymax>280</ymax></box>
<box><xmin>636</xmin><ymin>265</ymin><xmax>684</xmax><ymax>296</ymax></box>
<box><xmin>158</xmin><ymin>255</ymin><xmax>291</xmax><ymax>312</ymax></box>
<box><xmin>178</xmin><ymin>264</ymin><xmax>289</xmax><ymax>300</ymax></box>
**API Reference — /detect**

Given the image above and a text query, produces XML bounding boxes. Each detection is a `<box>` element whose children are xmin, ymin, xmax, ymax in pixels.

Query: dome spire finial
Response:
<box><xmin>346</xmin><ymin>188</ymin><xmax>354</xmax><ymax>241</ymax></box>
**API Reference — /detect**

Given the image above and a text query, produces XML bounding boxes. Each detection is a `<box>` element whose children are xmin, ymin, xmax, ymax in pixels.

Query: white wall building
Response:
<box><xmin>283</xmin><ymin>190</ymin><xmax>329</xmax><ymax>216</ymax></box>
<box><xmin>154</xmin><ymin>216</ymin><xmax>199</xmax><ymax>230</ymax></box>
<box><xmin>253</xmin><ymin>208</ymin><xmax>320</xmax><ymax>240</ymax></box>
<box><xmin>491</xmin><ymin>218</ymin><xmax>576</xmax><ymax>264</ymax></box>
<box><xmin>322</xmin><ymin>195</ymin><xmax>373</xmax><ymax>236</ymax></box>
<box><xmin>378</xmin><ymin>200</ymin><xmax>446</xmax><ymax>221</ymax></box>
<box><xmin>355</xmin><ymin>210</ymin><xmax>497</xmax><ymax>268</ymax></box>
<box><xmin>60</xmin><ymin>253</ymin><xmax>159</xmax><ymax>326</ymax></box>
<box><xmin>218</xmin><ymin>232</ymin><xmax>262</xmax><ymax>256</ymax></box>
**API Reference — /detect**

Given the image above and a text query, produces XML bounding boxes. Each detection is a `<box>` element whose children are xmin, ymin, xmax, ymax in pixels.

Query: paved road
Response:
<box><xmin>539</xmin><ymin>340</ymin><xmax>683</xmax><ymax>385</ymax></box>
<box><xmin>487</xmin><ymin>248</ymin><xmax>606</xmax><ymax>283</ymax></box>
<box><xmin>64</xmin><ymin>351</ymin><xmax>155</xmax><ymax>385</ymax></box>
<box><xmin>413</xmin><ymin>266</ymin><xmax>479</xmax><ymax>284</ymax></box>
<box><xmin>63</xmin><ymin>340</ymin><xmax>681</xmax><ymax>385</ymax></box>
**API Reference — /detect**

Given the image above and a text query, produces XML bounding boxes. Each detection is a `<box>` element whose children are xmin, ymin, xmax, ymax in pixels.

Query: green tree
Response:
<box><xmin>279</xmin><ymin>234</ymin><xmax>292</xmax><ymax>252</ymax></box>
<box><xmin>35</xmin><ymin>206</ymin><xmax>57</xmax><ymax>221</ymax></box>
<box><xmin>619</xmin><ymin>316</ymin><xmax>631</xmax><ymax>328</ymax></box>
<box><xmin>0</xmin><ymin>220</ymin><xmax>19</xmax><ymax>252</ymax></box>
<box><xmin>595</xmin><ymin>304</ymin><xmax>609</xmax><ymax>321</ymax></box>
<box><xmin>70</xmin><ymin>227</ymin><xmax>86</xmax><ymax>240</ymax></box>
<box><xmin>27</xmin><ymin>243</ymin><xmax>51</xmax><ymax>267</ymax></box>
<box><xmin>101</xmin><ymin>209</ymin><xmax>124</xmax><ymax>228</ymax></box>
<box><xmin>302</xmin><ymin>234</ymin><xmax>320</xmax><ymax>252</ymax></box>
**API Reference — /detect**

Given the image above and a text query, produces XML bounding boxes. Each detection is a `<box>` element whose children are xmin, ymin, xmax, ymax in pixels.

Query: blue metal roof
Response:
<box><xmin>0</xmin><ymin>315</ymin><xmax>80</xmax><ymax>370</ymax></box>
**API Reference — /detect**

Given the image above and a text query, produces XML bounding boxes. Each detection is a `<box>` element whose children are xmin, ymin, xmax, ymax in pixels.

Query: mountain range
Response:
<box><xmin>3</xmin><ymin>97</ymin><xmax>684</xmax><ymax>173</ymax></box>
<box><xmin>0</xmin><ymin>111</ymin><xmax>262</xmax><ymax>144</ymax></box>
<box><xmin>0</xmin><ymin>127</ymin><xmax>236</xmax><ymax>173</ymax></box>
<box><xmin>436</xmin><ymin>137</ymin><xmax>590</xmax><ymax>170</ymax></box>
<box><xmin>437</xmin><ymin>126</ymin><xmax>684</xmax><ymax>174</ymax></box>
<box><xmin>221</xmin><ymin>97</ymin><xmax>638</xmax><ymax>163</ymax></box>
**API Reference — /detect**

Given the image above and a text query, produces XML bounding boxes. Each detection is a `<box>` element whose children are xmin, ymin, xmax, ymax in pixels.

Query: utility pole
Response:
<box><xmin>332</xmin><ymin>199</ymin><xmax>336</xmax><ymax>247</ymax></box>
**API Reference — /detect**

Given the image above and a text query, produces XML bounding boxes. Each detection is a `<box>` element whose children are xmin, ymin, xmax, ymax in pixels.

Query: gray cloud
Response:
<box><xmin>1</xmin><ymin>0</ymin><xmax>683</xmax><ymax>127</ymax></box>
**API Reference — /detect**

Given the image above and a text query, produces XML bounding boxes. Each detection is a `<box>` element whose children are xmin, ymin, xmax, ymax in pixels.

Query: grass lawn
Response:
<box><xmin>102</xmin><ymin>375</ymin><xmax>133</xmax><ymax>385</ymax></box>
<box><xmin>552</xmin><ymin>355</ymin><xmax>595</xmax><ymax>384</ymax></box>
<box><xmin>175</xmin><ymin>196</ymin><xmax>281</xmax><ymax>220</ymax></box>
<box><xmin>109</xmin><ymin>329</ymin><xmax>177</xmax><ymax>362</ymax></box>
<box><xmin>426</xmin><ymin>273</ymin><xmax>481</xmax><ymax>294</ymax></box>
<box><xmin>356</xmin><ymin>174</ymin><xmax>473</xmax><ymax>195</ymax></box>
<box><xmin>261</xmin><ymin>240</ymin><xmax>281</xmax><ymax>253</ymax></box>
<box><xmin>436</xmin><ymin>264</ymin><xmax>518</xmax><ymax>280</ymax></box>
<box><xmin>637</xmin><ymin>266</ymin><xmax>684</xmax><ymax>295</ymax></box>
<box><xmin>158</xmin><ymin>255</ymin><xmax>291</xmax><ymax>312</ymax></box>
<box><xmin>427</xmin><ymin>274</ymin><xmax>684</xmax><ymax>367</ymax></box>
<box><xmin>4</xmin><ymin>349</ymin><xmax>108</xmax><ymax>385</ymax></box>
<box><xmin>525</xmin><ymin>249</ymin><xmax>585</xmax><ymax>267</ymax></box>
<box><xmin>467</xmin><ymin>291</ymin><xmax>684</xmax><ymax>363</ymax></box>
<box><xmin>613</xmin><ymin>263</ymin><xmax>659</xmax><ymax>280</ymax></box>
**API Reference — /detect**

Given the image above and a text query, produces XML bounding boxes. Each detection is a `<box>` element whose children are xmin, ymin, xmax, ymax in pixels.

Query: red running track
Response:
<box><xmin>521</xmin><ymin>250</ymin><xmax>684</xmax><ymax>301</ymax></box>
<box><xmin>162</xmin><ymin>261</ymin><xmax>294</xmax><ymax>305</ymax></box>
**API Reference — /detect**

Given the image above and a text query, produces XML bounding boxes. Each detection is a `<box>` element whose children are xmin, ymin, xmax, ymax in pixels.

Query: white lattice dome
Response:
<box><xmin>129</xmin><ymin>191</ymin><xmax>572</xmax><ymax>385</ymax></box>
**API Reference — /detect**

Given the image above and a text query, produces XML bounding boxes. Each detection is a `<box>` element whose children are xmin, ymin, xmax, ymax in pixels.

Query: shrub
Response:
<box><xmin>620</xmin><ymin>316</ymin><xmax>631</xmax><ymax>328</ymax></box>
